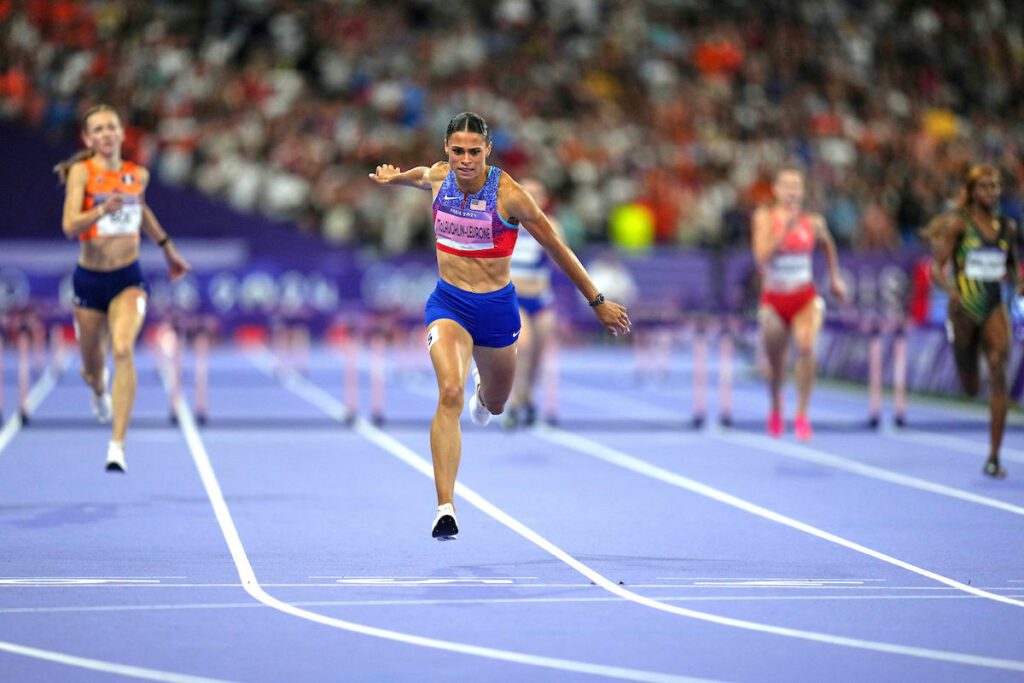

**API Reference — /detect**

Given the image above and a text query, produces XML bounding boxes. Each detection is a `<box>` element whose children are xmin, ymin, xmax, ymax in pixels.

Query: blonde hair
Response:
<box><xmin>956</xmin><ymin>163</ymin><xmax>1000</xmax><ymax>209</ymax></box>
<box><xmin>920</xmin><ymin>163</ymin><xmax>1001</xmax><ymax>247</ymax></box>
<box><xmin>52</xmin><ymin>104</ymin><xmax>120</xmax><ymax>184</ymax></box>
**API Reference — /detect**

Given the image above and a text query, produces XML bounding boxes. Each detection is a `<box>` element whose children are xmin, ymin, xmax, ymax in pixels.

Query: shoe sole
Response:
<box><xmin>105</xmin><ymin>462</ymin><xmax>126</xmax><ymax>473</ymax></box>
<box><xmin>431</xmin><ymin>515</ymin><xmax>458</xmax><ymax>539</ymax></box>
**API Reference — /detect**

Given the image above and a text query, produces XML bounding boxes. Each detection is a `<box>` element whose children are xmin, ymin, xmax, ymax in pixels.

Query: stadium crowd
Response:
<box><xmin>2</xmin><ymin>0</ymin><xmax>1022</xmax><ymax>253</ymax></box>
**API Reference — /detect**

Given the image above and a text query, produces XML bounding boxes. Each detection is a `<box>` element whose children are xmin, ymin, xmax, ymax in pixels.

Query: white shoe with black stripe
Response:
<box><xmin>105</xmin><ymin>441</ymin><xmax>126</xmax><ymax>473</ymax></box>
<box><xmin>431</xmin><ymin>503</ymin><xmax>458</xmax><ymax>539</ymax></box>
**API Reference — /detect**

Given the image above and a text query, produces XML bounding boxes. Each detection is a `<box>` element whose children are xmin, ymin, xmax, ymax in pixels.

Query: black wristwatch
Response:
<box><xmin>588</xmin><ymin>293</ymin><xmax>606</xmax><ymax>308</ymax></box>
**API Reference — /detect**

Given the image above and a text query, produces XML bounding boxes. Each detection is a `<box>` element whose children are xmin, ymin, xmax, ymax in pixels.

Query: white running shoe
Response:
<box><xmin>431</xmin><ymin>503</ymin><xmax>458</xmax><ymax>539</ymax></box>
<box><xmin>91</xmin><ymin>391</ymin><xmax>113</xmax><ymax>423</ymax></box>
<box><xmin>91</xmin><ymin>368</ymin><xmax>112</xmax><ymax>423</ymax></box>
<box><xmin>105</xmin><ymin>441</ymin><xmax>126</xmax><ymax>473</ymax></box>
<box><xmin>467</xmin><ymin>366</ymin><xmax>492</xmax><ymax>427</ymax></box>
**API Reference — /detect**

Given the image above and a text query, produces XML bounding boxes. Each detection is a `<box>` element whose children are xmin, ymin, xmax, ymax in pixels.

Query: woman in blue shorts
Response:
<box><xmin>370</xmin><ymin>112</ymin><xmax>630</xmax><ymax>538</ymax></box>
<box><xmin>55</xmin><ymin>105</ymin><xmax>190</xmax><ymax>472</ymax></box>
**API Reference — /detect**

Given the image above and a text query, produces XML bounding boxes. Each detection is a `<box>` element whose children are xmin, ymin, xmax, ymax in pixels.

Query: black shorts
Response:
<box><xmin>72</xmin><ymin>261</ymin><xmax>147</xmax><ymax>312</ymax></box>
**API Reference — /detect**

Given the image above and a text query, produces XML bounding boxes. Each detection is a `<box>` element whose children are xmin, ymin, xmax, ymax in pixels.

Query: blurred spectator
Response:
<box><xmin>2</xmin><ymin>0</ymin><xmax>1023</xmax><ymax>252</ymax></box>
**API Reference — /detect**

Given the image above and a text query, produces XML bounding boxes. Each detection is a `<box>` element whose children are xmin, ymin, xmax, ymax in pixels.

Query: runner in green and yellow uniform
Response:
<box><xmin>923</xmin><ymin>164</ymin><xmax>1023</xmax><ymax>478</ymax></box>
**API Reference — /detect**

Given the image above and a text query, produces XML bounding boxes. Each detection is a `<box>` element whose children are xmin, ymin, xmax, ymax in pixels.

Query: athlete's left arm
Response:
<box><xmin>138</xmin><ymin>168</ymin><xmax>191</xmax><ymax>282</ymax></box>
<box><xmin>814</xmin><ymin>214</ymin><xmax>847</xmax><ymax>301</ymax></box>
<box><xmin>504</xmin><ymin>180</ymin><xmax>630</xmax><ymax>336</ymax></box>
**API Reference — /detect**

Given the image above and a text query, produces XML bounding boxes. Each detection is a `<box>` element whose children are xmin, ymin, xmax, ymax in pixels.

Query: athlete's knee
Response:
<box><xmin>960</xmin><ymin>373</ymin><xmax>980</xmax><ymax>397</ymax></box>
<box><xmin>988</xmin><ymin>364</ymin><xmax>1008</xmax><ymax>396</ymax></box>
<box><xmin>436</xmin><ymin>379</ymin><xmax>465</xmax><ymax>412</ymax></box>
<box><xmin>794</xmin><ymin>337</ymin><xmax>815</xmax><ymax>357</ymax></box>
<box><xmin>110</xmin><ymin>336</ymin><xmax>136</xmax><ymax>363</ymax></box>
<box><xmin>483</xmin><ymin>395</ymin><xmax>506</xmax><ymax>416</ymax></box>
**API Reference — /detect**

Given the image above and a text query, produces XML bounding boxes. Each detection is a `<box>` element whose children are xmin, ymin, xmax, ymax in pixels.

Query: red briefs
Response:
<box><xmin>761</xmin><ymin>284</ymin><xmax>817</xmax><ymax>325</ymax></box>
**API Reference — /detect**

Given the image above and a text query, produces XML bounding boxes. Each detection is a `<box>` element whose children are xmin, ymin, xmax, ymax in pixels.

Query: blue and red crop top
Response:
<box><xmin>432</xmin><ymin>166</ymin><xmax>519</xmax><ymax>258</ymax></box>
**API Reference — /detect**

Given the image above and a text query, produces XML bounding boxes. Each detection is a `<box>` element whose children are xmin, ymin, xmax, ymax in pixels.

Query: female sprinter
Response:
<box><xmin>55</xmin><ymin>105</ymin><xmax>190</xmax><ymax>472</ymax></box>
<box><xmin>752</xmin><ymin>167</ymin><xmax>846</xmax><ymax>440</ymax></box>
<box><xmin>370</xmin><ymin>112</ymin><xmax>630</xmax><ymax>538</ymax></box>
<box><xmin>922</xmin><ymin>164</ymin><xmax>1022</xmax><ymax>478</ymax></box>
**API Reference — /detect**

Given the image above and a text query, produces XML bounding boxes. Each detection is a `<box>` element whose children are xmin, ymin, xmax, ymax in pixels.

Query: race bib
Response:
<box><xmin>964</xmin><ymin>248</ymin><xmax>1006</xmax><ymax>281</ymax></box>
<box><xmin>766</xmin><ymin>252</ymin><xmax>813</xmax><ymax>289</ymax></box>
<box><xmin>434</xmin><ymin>205</ymin><xmax>494</xmax><ymax>252</ymax></box>
<box><xmin>96</xmin><ymin>197</ymin><xmax>142</xmax><ymax>237</ymax></box>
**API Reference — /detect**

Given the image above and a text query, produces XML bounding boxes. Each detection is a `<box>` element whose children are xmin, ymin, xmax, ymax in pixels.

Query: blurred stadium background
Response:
<box><xmin>1</xmin><ymin>0</ymin><xmax>1023</xmax><ymax>402</ymax></box>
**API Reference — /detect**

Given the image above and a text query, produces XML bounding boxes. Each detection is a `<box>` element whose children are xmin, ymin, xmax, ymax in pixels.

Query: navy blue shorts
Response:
<box><xmin>518</xmin><ymin>290</ymin><xmax>554</xmax><ymax>316</ymax></box>
<box><xmin>72</xmin><ymin>261</ymin><xmax>147</xmax><ymax>312</ymax></box>
<box><xmin>425</xmin><ymin>279</ymin><xmax>521</xmax><ymax>348</ymax></box>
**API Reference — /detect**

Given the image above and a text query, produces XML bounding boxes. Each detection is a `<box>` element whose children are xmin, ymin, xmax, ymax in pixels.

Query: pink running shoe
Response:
<box><xmin>767</xmin><ymin>411</ymin><xmax>783</xmax><ymax>437</ymax></box>
<box><xmin>794</xmin><ymin>414</ymin><xmax>813</xmax><ymax>441</ymax></box>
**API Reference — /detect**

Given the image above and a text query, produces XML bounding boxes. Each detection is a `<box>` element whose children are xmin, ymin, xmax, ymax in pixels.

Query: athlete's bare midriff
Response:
<box><xmin>436</xmin><ymin>249</ymin><xmax>512</xmax><ymax>293</ymax></box>
<box><xmin>78</xmin><ymin>235</ymin><xmax>141</xmax><ymax>271</ymax></box>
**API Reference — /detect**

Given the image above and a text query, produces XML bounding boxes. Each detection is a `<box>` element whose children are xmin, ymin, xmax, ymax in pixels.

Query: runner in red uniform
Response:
<box><xmin>752</xmin><ymin>168</ymin><xmax>846</xmax><ymax>439</ymax></box>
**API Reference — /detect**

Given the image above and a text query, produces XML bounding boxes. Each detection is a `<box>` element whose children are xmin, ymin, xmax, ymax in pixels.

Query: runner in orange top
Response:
<box><xmin>752</xmin><ymin>168</ymin><xmax>846</xmax><ymax>439</ymax></box>
<box><xmin>55</xmin><ymin>104</ymin><xmax>190</xmax><ymax>472</ymax></box>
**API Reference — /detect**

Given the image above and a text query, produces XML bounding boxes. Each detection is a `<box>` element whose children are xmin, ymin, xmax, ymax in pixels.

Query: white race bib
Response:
<box><xmin>765</xmin><ymin>252</ymin><xmax>813</xmax><ymax>290</ymax></box>
<box><xmin>96</xmin><ymin>199</ymin><xmax>142</xmax><ymax>236</ymax></box>
<box><xmin>964</xmin><ymin>248</ymin><xmax>1006</xmax><ymax>282</ymax></box>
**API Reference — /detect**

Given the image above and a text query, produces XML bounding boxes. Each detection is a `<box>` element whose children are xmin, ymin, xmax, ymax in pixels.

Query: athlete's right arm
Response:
<box><xmin>368</xmin><ymin>163</ymin><xmax>446</xmax><ymax>192</ymax></box>
<box><xmin>751</xmin><ymin>207</ymin><xmax>783</xmax><ymax>265</ymax></box>
<box><xmin>61</xmin><ymin>163</ymin><xmax>123</xmax><ymax>238</ymax></box>
<box><xmin>928</xmin><ymin>212</ymin><xmax>965</xmax><ymax>304</ymax></box>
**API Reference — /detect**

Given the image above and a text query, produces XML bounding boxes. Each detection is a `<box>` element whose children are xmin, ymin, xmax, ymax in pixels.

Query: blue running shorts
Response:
<box><xmin>425</xmin><ymin>279</ymin><xmax>521</xmax><ymax>348</ymax></box>
<box><xmin>72</xmin><ymin>261</ymin><xmax>147</xmax><ymax>312</ymax></box>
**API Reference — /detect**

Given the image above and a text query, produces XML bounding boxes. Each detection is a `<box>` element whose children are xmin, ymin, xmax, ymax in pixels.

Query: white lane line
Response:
<box><xmin>656</xmin><ymin>578</ymin><xmax>888</xmax><ymax>581</ymax></box>
<box><xmin>1</xmin><ymin>582</ymin><xmax>1021</xmax><ymax>591</ymax></box>
<box><xmin>714</xmin><ymin>430</ymin><xmax>1024</xmax><ymax>516</ymax></box>
<box><xmin>5</xmin><ymin>591</ymin><xmax>1024</xmax><ymax>617</ymax></box>
<box><xmin>174</xmin><ymin>357</ymin><xmax>710</xmax><ymax>683</ymax></box>
<box><xmin>270</xmin><ymin>359</ymin><xmax>1024</xmax><ymax>673</ymax></box>
<box><xmin>729</xmin><ymin>380</ymin><xmax>1024</xmax><ymax>465</ymax></box>
<box><xmin>539</xmin><ymin>425</ymin><xmax>1024</xmax><ymax>610</ymax></box>
<box><xmin>0</xmin><ymin>356</ymin><xmax>237</xmax><ymax>683</ymax></box>
<box><xmin>0</xmin><ymin>359</ymin><xmax>64</xmax><ymax>455</ymax></box>
<box><xmin>882</xmin><ymin>429</ymin><xmax>1024</xmax><ymax>465</ymax></box>
<box><xmin>0</xmin><ymin>641</ymin><xmax>233</xmax><ymax>683</ymax></box>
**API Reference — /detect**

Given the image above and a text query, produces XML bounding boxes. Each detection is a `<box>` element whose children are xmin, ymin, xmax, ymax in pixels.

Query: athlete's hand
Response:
<box><xmin>829</xmin><ymin>276</ymin><xmax>847</xmax><ymax>302</ymax></box>
<box><xmin>369</xmin><ymin>165</ymin><xmax>401</xmax><ymax>185</ymax></box>
<box><xmin>102</xmin><ymin>191</ymin><xmax>126</xmax><ymax>215</ymax></box>
<box><xmin>164</xmin><ymin>243</ymin><xmax>191</xmax><ymax>282</ymax></box>
<box><xmin>594</xmin><ymin>300</ymin><xmax>631</xmax><ymax>336</ymax></box>
<box><xmin>947</xmin><ymin>291</ymin><xmax>963</xmax><ymax>310</ymax></box>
